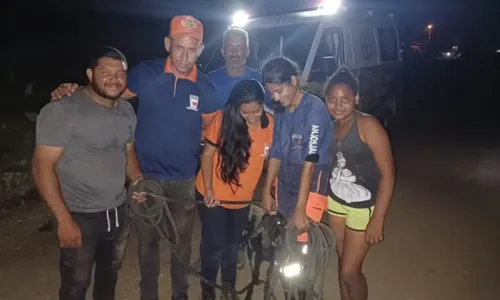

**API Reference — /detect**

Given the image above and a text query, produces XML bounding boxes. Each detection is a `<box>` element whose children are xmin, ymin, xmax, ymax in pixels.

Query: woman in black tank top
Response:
<box><xmin>324</xmin><ymin>67</ymin><xmax>395</xmax><ymax>300</ymax></box>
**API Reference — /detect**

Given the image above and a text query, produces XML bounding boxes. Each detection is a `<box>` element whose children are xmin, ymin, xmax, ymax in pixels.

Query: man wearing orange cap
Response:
<box><xmin>49</xmin><ymin>15</ymin><xmax>220</xmax><ymax>300</ymax></box>
<box><xmin>129</xmin><ymin>15</ymin><xmax>222</xmax><ymax>300</ymax></box>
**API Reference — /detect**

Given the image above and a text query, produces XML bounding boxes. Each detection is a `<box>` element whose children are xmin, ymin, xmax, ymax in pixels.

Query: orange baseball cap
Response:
<box><xmin>170</xmin><ymin>15</ymin><xmax>204</xmax><ymax>41</ymax></box>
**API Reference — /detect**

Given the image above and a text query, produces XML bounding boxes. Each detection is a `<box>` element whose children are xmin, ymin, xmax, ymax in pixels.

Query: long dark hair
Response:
<box><xmin>217</xmin><ymin>79</ymin><xmax>267</xmax><ymax>191</ymax></box>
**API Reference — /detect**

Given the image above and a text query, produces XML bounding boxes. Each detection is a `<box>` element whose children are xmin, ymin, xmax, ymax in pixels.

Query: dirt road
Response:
<box><xmin>0</xmin><ymin>132</ymin><xmax>499</xmax><ymax>300</ymax></box>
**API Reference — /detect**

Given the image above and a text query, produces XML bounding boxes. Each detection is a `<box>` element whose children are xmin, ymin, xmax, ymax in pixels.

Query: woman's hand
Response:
<box><xmin>290</xmin><ymin>210</ymin><xmax>309</xmax><ymax>233</ymax></box>
<box><xmin>204</xmin><ymin>188</ymin><xmax>219</xmax><ymax>208</ymax></box>
<box><xmin>261</xmin><ymin>190</ymin><xmax>277</xmax><ymax>215</ymax></box>
<box><xmin>365</xmin><ymin>217</ymin><xmax>384</xmax><ymax>245</ymax></box>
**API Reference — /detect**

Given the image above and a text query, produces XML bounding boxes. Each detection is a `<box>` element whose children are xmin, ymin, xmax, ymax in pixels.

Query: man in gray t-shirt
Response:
<box><xmin>32</xmin><ymin>47</ymin><xmax>143</xmax><ymax>300</ymax></box>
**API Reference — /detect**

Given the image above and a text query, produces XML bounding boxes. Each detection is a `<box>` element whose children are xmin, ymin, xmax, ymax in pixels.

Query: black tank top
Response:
<box><xmin>327</xmin><ymin>117</ymin><xmax>380</xmax><ymax>208</ymax></box>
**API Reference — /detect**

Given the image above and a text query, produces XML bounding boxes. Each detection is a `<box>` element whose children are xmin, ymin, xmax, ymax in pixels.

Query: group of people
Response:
<box><xmin>33</xmin><ymin>14</ymin><xmax>394</xmax><ymax>300</ymax></box>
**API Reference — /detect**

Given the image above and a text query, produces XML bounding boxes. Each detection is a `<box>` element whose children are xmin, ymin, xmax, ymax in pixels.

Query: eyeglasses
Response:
<box><xmin>240</xmin><ymin>108</ymin><xmax>263</xmax><ymax>117</ymax></box>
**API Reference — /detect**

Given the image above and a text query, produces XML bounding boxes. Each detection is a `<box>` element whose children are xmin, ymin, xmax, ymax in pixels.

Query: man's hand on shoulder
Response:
<box><xmin>50</xmin><ymin>83</ymin><xmax>79</xmax><ymax>101</ymax></box>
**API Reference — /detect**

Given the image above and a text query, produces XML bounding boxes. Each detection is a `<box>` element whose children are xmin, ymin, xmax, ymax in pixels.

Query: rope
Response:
<box><xmin>128</xmin><ymin>179</ymin><xmax>264</xmax><ymax>298</ymax></box>
<box><xmin>129</xmin><ymin>179</ymin><xmax>336</xmax><ymax>300</ymax></box>
<box><xmin>263</xmin><ymin>215</ymin><xmax>336</xmax><ymax>300</ymax></box>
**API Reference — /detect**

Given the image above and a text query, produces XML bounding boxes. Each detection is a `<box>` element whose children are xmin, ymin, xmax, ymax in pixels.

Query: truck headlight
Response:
<box><xmin>231</xmin><ymin>10</ymin><xmax>250</xmax><ymax>27</ymax></box>
<box><xmin>302</xmin><ymin>0</ymin><xmax>342</xmax><ymax>17</ymax></box>
<box><xmin>318</xmin><ymin>0</ymin><xmax>342</xmax><ymax>15</ymax></box>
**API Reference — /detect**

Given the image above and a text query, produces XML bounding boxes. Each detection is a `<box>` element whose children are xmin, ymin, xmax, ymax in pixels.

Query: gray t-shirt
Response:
<box><xmin>36</xmin><ymin>90</ymin><xmax>137</xmax><ymax>213</ymax></box>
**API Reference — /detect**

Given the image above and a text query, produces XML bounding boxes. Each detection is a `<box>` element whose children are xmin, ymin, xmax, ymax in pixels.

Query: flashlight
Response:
<box><xmin>280</xmin><ymin>262</ymin><xmax>303</xmax><ymax>278</ymax></box>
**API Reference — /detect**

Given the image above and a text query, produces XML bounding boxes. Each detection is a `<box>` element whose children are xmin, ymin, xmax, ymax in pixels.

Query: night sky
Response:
<box><xmin>2</xmin><ymin>0</ymin><xmax>499</xmax><ymax>85</ymax></box>
<box><xmin>5</xmin><ymin>0</ymin><xmax>499</xmax><ymax>46</ymax></box>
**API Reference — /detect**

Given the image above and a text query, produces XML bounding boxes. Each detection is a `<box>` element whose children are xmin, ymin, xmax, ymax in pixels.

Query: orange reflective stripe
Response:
<box><xmin>297</xmin><ymin>192</ymin><xmax>327</xmax><ymax>242</ymax></box>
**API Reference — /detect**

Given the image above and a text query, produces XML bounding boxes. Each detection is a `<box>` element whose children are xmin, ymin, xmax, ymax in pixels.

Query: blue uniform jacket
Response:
<box><xmin>269</xmin><ymin>93</ymin><xmax>333</xmax><ymax>218</ymax></box>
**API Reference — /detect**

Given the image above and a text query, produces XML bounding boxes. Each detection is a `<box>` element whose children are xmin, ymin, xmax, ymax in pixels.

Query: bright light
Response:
<box><xmin>231</xmin><ymin>10</ymin><xmax>250</xmax><ymax>27</ymax></box>
<box><xmin>496</xmin><ymin>49</ymin><xmax>500</xmax><ymax>53</ymax></box>
<box><xmin>301</xmin><ymin>0</ymin><xmax>342</xmax><ymax>17</ymax></box>
<box><xmin>427</xmin><ymin>24</ymin><xmax>433</xmax><ymax>30</ymax></box>
<box><xmin>318</xmin><ymin>0</ymin><xmax>342</xmax><ymax>15</ymax></box>
<box><xmin>280</xmin><ymin>262</ymin><xmax>302</xmax><ymax>278</ymax></box>
<box><xmin>301</xmin><ymin>244</ymin><xmax>308</xmax><ymax>255</ymax></box>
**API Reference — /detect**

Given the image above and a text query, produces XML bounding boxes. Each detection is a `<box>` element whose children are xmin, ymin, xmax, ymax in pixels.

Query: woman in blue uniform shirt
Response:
<box><xmin>260</xmin><ymin>57</ymin><xmax>333</xmax><ymax>232</ymax></box>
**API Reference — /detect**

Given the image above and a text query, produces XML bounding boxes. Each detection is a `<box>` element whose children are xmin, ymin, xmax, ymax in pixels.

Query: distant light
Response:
<box><xmin>496</xmin><ymin>49</ymin><xmax>500</xmax><ymax>53</ymax></box>
<box><xmin>452</xmin><ymin>45</ymin><xmax>458</xmax><ymax>51</ymax></box>
<box><xmin>427</xmin><ymin>24</ymin><xmax>433</xmax><ymax>30</ymax></box>
<box><xmin>231</xmin><ymin>10</ymin><xmax>250</xmax><ymax>27</ymax></box>
<box><xmin>444</xmin><ymin>52</ymin><xmax>452</xmax><ymax>57</ymax></box>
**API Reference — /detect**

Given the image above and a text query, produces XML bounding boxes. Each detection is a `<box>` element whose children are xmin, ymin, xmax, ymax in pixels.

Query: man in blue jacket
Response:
<box><xmin>207</xmin><ymin>27</ymin><xmax>260</xmax><ymax>107</ymax></box>
<box><xmin>207</xmin><ymin>27</ymin><xmax>273</xmax><ymax>113</ymax></box>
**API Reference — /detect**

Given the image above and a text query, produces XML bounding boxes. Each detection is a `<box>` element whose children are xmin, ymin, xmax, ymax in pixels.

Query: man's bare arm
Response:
<box><xmin>121</xmin><ymin>89</ymin><xmax>137</xmax><ymax>100</ymax></box>
<box><xmin>32</xmin><ymin>145</ymin><xmax>72</xmax><ymax>224</ymax></box>
<box><xmin>126</xmin><ymin>143</ymin><xmax>143</xmax><ymax>182</ymax></box>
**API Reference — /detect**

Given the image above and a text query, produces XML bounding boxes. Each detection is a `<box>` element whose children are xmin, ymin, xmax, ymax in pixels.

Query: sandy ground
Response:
<box><xmin>0</xmin><ymin>131</ymin><xmax>499</xmax><ymax>300</ymax></box>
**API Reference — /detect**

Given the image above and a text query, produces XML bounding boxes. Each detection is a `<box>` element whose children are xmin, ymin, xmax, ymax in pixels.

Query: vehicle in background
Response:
<box><xmin>229</xmin><ymin>0</ymin><xmax>403</xmax><ymax>129</ymax></box>
<box><xmin>438</xmin><ymin>45</ymin><xmax>462</xmax><ymax>60</ymax></box>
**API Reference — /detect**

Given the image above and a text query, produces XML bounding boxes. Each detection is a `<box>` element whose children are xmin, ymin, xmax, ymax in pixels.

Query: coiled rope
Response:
<box><xmin>129</xmin><ymin>179</ymin><xmax>335</xmax><ymax>300</ymax></box>
<box><xmin>276</xmin><ymin>222</ymin><xmax>334</xmax><ymax>300</ymax></box>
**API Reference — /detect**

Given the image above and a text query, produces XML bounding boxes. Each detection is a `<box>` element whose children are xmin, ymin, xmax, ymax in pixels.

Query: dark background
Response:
<box><xmin>1</xmin><ymin>4</ymin><xmax>499</xmax><ymax>296</ymax></box>
<box><xmin>2</xmin><ymin>0</ymin><xmax>500</xmax><ymax>135</ymax></box>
